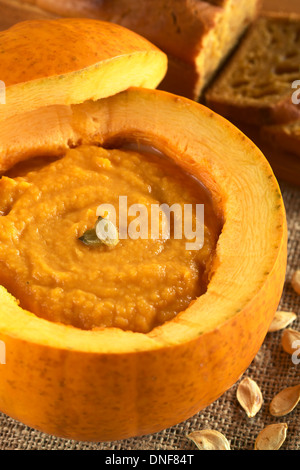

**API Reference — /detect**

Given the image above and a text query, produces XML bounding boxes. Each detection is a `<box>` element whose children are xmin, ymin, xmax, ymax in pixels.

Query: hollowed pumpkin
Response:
<box><xmin>0</xmin><ymin>19</ymin><xmax>287</xmax><ymax>441</ymax></box>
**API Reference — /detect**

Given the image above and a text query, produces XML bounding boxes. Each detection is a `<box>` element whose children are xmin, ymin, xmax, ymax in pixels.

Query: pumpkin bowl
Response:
<box><xmin>0</xmin><ymin>19</ymin><xmax>287</xmax><ymax>441</ymax></box>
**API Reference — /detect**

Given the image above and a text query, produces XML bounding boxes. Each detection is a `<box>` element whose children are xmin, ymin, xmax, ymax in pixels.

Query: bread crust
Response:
<box><xmin>261</xmin><ymin>121</ymin><xmax>300</xmax><ymax>157</ymax></box>
<box><xmin>17</xmin><ymin>1</ymin><xmax>228</xmax><ymax>63</ymax></box>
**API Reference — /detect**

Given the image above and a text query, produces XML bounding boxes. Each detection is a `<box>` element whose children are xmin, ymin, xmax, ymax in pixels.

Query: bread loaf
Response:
<box><xmin>205</xmin><ymin>14</ymin><xmax>300</xmax><ymax>125</ymax></box>
<box><xmin>261</xmin><ymin>121</ymin><xmax>300</xmax><ymax>158</ymax></box>
<box><xmin>0</xmin><ymin>0</ymin><xmax>260</xmax><ymax>99</ymax></box>
<box><xmin>0</xmin><ymin>0</ymin><xmax>56</xmax><ymax>31</ymax></box>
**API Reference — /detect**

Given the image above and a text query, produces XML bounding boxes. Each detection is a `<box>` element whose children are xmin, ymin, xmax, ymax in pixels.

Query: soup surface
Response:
<box><xmin>0</xmin><ymin>145</ymin><xmax>220</xmax><ymax>333</ymax></box>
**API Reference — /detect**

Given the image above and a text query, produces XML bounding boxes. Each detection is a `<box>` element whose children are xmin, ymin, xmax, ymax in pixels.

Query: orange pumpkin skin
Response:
<box><xmin>0</xmin><ymin>254</ymin><xmax>286</xmax><ymax>442</ymax></box>
<box><xmin>0</xmin><ymin>18</ymin><xmax>168</xmax><ymax>127</ymax></box>
<box><xmin>0</xmin><ymin>20</ymin><xmax>287</xmax><ymax>441</ymax></box>
<box><xmin>0</xmin><ymin>88</ymin><xmax>287</xmax><ymax>441</ymax></box>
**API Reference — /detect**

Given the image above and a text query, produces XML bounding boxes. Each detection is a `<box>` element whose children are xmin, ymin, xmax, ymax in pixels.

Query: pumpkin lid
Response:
<box><xmin>0</xmin><ymin>18</ymin><xmax>168</xmax><ymax>119</ymax></box>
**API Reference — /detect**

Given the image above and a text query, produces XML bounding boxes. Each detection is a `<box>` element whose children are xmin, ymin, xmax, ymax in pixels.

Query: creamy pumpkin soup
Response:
<box><xmin>0</xmin><ymin>145</ymin><xmax>219</xmax><ymax>333</ymax></box>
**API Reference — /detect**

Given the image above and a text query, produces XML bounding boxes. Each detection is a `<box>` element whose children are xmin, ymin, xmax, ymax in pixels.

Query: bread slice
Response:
<box><xmin>262</xmin><ymin>0</ymin><xmax>300</xmax><ymax>15</ymax></box>
<box><xmin>261</xmin><ymin>120</ymin><xmax>300</xmax><ymax>157</ymax></box>
<box><xmin>1</xmin><ymin>0</ymin><xmax>260</xmax><ymax>100</ymax></box>
<box><xmin>205</xmin><ymin>14</ymin><xmax>300</xmax><ymax>125</ymax></box>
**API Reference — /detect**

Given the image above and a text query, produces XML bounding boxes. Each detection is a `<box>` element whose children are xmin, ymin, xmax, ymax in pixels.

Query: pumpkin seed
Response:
<box><xmin>268</xmin><ymin>310</ymin><xmax>297</xmax><ymax>332</ymax></box>
<box><xmin>78</xmin><ymin>227</ymin><xmax>102</xmax><ymax>246</ymax></box>
<box><xmin>281</xmin><ymin>328</ymin><xmax>300</xmax><ymax>355</ymax></box>
<box><xmin>291</xmin><ymin>270</ymin><xmax>300</xmax><ymax>295</ymax></box>
<box><xmin>79</xmin><ymin>216</ymin><xmax>119</xmax><ymax>247</ymax></box>
<box><xmin>236</xmin><ymin>377</ymin><xmax>263</xmax><ymax>418</ymax></box>
<box><xmin>269</xmin><ymin>384</ymin><xmax>300</xmax><ymax>417</ymax></box>
<box><xmin>187</xmin><ymin>430</ymin><xmax>230</xmax><ymax>450</ymax></box>
<box><xmin>254</xmin><ymin>423</ymin><xmax>288</xmax><ymax>450</ymax></box>
<box><xmin>95</xmin><ymin>216</ymin><xmax>119</xmax><ymax>247</ymax></box>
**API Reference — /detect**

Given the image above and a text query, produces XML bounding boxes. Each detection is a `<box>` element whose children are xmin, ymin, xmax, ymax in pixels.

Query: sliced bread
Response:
<box><xmin>261</xmin><ymin>120</ymin><xmax>300</xmax><ymax>157</ymax></box>
<box><xmin>205</xmin><ymin>14</ymin><xmax>300</xmax><ymax>125</ymax></box>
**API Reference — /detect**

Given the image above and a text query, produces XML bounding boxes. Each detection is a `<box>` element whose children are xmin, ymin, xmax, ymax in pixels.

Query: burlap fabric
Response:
<box><xmin>0</xmin><ymin>180</ymin><xmax>299</xmax><ymax>451</ymax></box>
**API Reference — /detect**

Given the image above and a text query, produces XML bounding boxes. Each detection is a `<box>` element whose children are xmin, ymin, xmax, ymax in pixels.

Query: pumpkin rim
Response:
<box><xmin>0</xmin><ymin>87</ymin><xmax>287</xmax><ymax>354</ymax></box>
